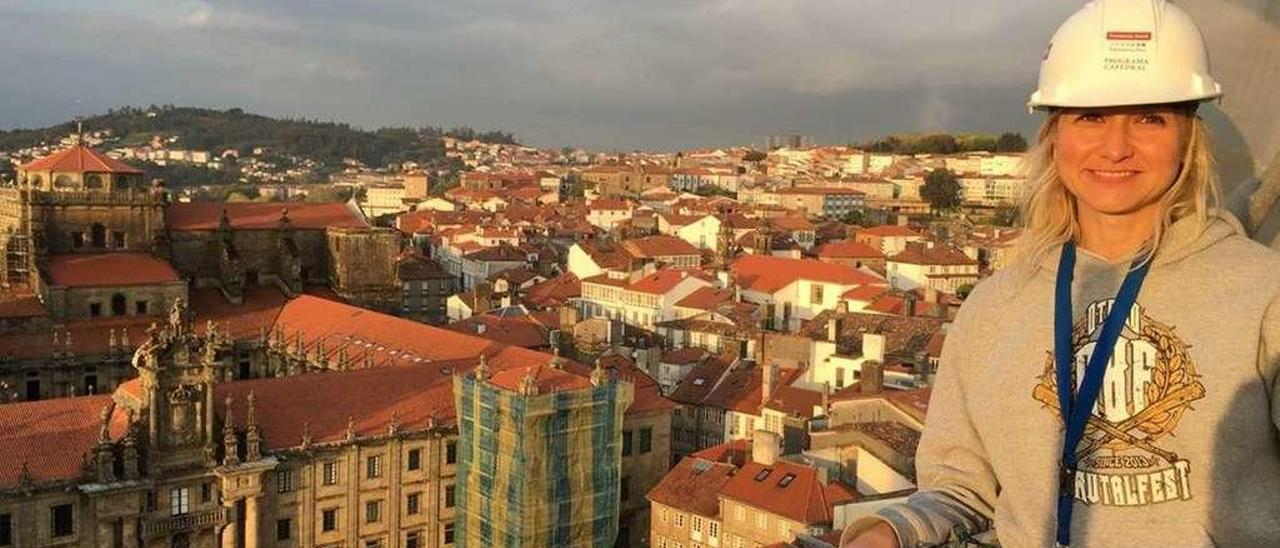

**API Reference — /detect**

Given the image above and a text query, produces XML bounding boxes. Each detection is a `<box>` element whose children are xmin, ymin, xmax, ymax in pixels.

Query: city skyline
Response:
<box><xmin>0</xmin><ymin>1</ymin><xmax>1078</xmax><ymax>150</ymax></box>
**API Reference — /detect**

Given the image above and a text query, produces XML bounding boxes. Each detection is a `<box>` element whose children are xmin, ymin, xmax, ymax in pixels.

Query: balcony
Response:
<box><xmin>141</xmin><ymin>507</ymin><xmax>227</xmax><ymax>537</ymax></box>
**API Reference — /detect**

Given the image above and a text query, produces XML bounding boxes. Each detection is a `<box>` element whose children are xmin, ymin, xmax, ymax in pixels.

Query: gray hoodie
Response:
<box><xmin>842</xmin><ymin>211</ymin><xmax>1280</xmax><ymax>547</ymax></box>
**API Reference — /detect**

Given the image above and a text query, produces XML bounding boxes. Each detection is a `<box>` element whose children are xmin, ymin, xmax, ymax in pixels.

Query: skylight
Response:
<box><xmin>753</xmin><ymin>468</ymin><xmax>772</xmax><ymax>482</ymax></box>
<box><xmin>778</xmin><ymin>473</ymin><xmax>796</xmax><ymax>487</ymax></box>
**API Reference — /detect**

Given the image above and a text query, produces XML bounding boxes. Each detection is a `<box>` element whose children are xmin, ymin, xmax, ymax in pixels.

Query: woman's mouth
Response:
<box><xmin>1086</xmin><ymin>169</ymin><xmax>1140</xmax><ymax>183</ymax></box>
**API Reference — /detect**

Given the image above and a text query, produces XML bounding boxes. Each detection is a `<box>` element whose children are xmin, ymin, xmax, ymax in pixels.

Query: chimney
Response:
<box><xmin>827</xmin><ymin>316</ymin><xmax>843</xmax><ymax>344</ymax></box>
<box><xmin>751</xmin><ymin>429</ymin><xmax>780</xmax><ymax>466</ymax></box>
<box><xmin>860</xmin><ymin>360</ymin><xmax>884</xmax><ymax>395</ymax></box>
<box><xmin>862</xmin><ymin>333</ymin><xmax>885</xmax><ymax>363</ymax></box>
<box><xmin>738</xmin><ymin>339</ymin><xmax>749</xmax><ymax>360</ymax></box>
<box><xmin>924</xmin><ymin>287</ymin><xmax>938</xmax><ymax>304</ymax></box>
<box><xmin>905</xmin><ymin>293</ymin><xmax>917</xmax><ymax>317</ymax></box>
<box><xmin>821</xmin><ymin>381</ymin><xmax>830</xmax><ymax>413</ymax></box>
<box><xmin>836</xmin><ymin>300</ymin><xmax>849</xmax><ymax>314</ymax></box>
<box><xmin>762</xmin><ymin>362</ymin><xmax>779</xmax><ymax>406</ymax></box>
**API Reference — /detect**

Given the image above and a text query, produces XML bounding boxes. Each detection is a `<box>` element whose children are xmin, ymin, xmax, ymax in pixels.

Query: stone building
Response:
<box><xmin>0</xmin><ymin>292</ymin><xmax>657</xmax><ymax>548</ymax></box>
<box><xmin>326</xmin><ymin>226</ymin><xmax>402</xmax><ymax>312</ymax></box>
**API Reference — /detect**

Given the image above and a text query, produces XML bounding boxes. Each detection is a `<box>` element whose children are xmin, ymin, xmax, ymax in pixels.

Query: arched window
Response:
<box><xmin>111</xmin><ymin>294</ymin><xmax>127</xmax><ymax>316</ymax></box>
<box><xmin>84</xmin><ymin>174</ymin><xmax>104</xmax><ymax>190</ymax></box>
<box><xmin>29</xmin><ymin>175</ymin><xmax>42</xmax><ymax>188</ymax></box>
<box><xmin>91</xmin><ymin>224</ymin><xmax>107</xmax><ymax>248</ymax></box>
<box><xmin>53</xmin><ymin>175</ymin><xmax>74</xmax><ymax>189</ymax></box>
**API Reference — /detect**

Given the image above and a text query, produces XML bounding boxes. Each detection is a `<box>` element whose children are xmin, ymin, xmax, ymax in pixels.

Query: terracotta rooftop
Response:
<box><xmin>668</xmin><ymin>356</ymin><xmax>734</xmax><ymax>406</ymax></box>
<box><xmin>764</xmin><ymin>384</ymin><xmax>826</xmax><ymax>419</ymax></box>
<box><xmin>888</xmin><ymin>241</ymin><xmax>977</xmax><ymax>266</ymax></box>
<box><xmin>691</xmin><ymin>438</ymin><xmax>751</xmax><ymax>465</ymax></box>
<box><xmin>803</xmin><ymin>310</ymin><xmax>944</xmax><ymax>359</ymax></box>
<box><xmin>597</xmin><ymin>354</ymin><xmax>678</xmax><ymax>415</ymax></box>
<box><xmin>627</xmin><ymin>269</ymin><xmax>705</xmax><ymax>295</ymax></box>
<box><xmin>0</xmin><ymin>394</ymin><xmax>130</xmax><ymax>488</ymax></box>
<box><xmin>397</xmin><ymin>252</ymin><xmax>449</xmax><ymax>280</ymax></box>
<box><xmin>675</xmin><ymin>286</ymin><xmax>736</xmax><ymax>311</ymax></box>
<box><xmin>621</xmin><ymin>235</ymin><xmax>700</xmax><ymax>259</ymax></box>
<box><xmin>441</xmin><ymin>310</ymin><xmax>552</xmax><ymax>349</ymax></box>
<box><xmin>646</xmin><ymin>457</ymin><xmax>737</xmax><ymax>518</ymax></box>
<box><xmin>47</xmin><ymin>253</ymin><xmax>181</xmax><ymax>288</ymax></box>
<box><xmin>166</xmin><ymin>203</ymin><xmax>367</xmax><ymax>231</ymax></box>
<box><xmin>0</xmin><ymin>291</ymin><xmax>47</xmax><ymax>319</ymax></box>
<box><xmin>731</xmin><ymin>255</ymin><xmax>883</xmax><ymax>293</ymax></box>
<box><xmin>858</xmin><ymin>225</ymin><xmax>921</xmax><ymax>238</ymax></box>
<box><xmin>702</xmin><ymin>363</ymin><xmax>803</xmax><ymax>416</ymax></box>
<box><xmin>720</xmin><ymin>459</ymin><xmax>857</xmax><ymax>525</ymax></box>
<box><xmin>215</xmin><ymin>366</ymin><xmax>460</xmax><ymax>451</ymax></box>
<box><xmin>488</xmin><ymin>361</ymin><xmax>595</xmax><ymax>393</ymax></box>
<box><xmin>815</xmin><ymin>240</ymin><xmax>884</xmax><ymax>260</ymax></box>
<box><xmin>522</xmin><ymin>273</ymin><xmax>580</xmax><ymax>308</ymax></box>
<box><xmin>21</xmin><ymin>144</ymin><xmax>143</xmax><ymax>174</ymax></box>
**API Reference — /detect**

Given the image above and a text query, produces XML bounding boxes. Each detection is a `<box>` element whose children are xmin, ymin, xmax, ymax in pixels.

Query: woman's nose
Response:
<box><xmin>1098</xmin><ymin>117</ymin><xmax>1136</xmax><ymax>162</ymax></box>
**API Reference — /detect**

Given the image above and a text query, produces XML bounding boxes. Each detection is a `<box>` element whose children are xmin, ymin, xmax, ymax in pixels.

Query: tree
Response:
<box><xmin>921</xmin><ymin>168</ymin><xmax>962</xmax><ymax>213</ymax></box>
<box><xmin>996</xmin><ymin>132</ymin><xmax>1028</xmax><ymax>152</ymax></box>
<box><xmin>743</xmin><ymin>150</ymin><xmax>767</xmax><ymax>162</ymax></box>
<box><xmin>840</xmin><ymin>208</ymin><xmax>874</xmax><ymax>227</ymax></box>
<box><xmin>956</xmin><ymin>283</ymin><xmax>975</xmax><ymax>300</ymax></box>
<box><xmin>992</xmin><ymin>203</ymin><xmax>1019</xmax><ymax>227</ymax></box>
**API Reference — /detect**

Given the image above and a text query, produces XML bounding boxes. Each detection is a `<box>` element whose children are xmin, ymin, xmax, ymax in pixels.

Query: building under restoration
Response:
<box><xmin>453</xmin><ymin>356</ymin><xmax>634</xmax><ymax>547</ymax></box>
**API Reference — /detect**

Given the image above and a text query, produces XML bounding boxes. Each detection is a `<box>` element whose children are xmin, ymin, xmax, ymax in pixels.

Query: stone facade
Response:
<box><xmin>327</xmin><ymin>227</ymin><xmax>402</xmax><ymax>312</ymax></box>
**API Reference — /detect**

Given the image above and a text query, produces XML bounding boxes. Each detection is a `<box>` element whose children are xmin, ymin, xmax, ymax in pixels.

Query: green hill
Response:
<box><xmin>0</xmin><ymin>105</ymin><xmax>519</xmax><ymax>168</ymax></box>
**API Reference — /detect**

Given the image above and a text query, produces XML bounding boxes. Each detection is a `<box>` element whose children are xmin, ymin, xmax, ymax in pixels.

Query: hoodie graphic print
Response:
<box><xmin>1033</xmin><ymin>297</ymin><xmax>1203</xmax><ymax>507</ymax></box>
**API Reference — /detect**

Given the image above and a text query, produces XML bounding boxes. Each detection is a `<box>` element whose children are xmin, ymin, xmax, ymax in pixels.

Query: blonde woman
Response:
<box><xmin>843</xmin><ymin>1</ymin><xmax>1280</xmax><ymax>546</ymax></box>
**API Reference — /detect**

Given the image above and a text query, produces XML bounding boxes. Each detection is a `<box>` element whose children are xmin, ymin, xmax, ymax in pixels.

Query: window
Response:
<box><xmin>734</xmin><ymin>503</ymin><xmax>745</xmax><ymax>522</ymax></box>
<box><xmin>407</xmin><ymin>493</ymin><xmax>421</xmax><ymax>515</ymax></box>
<box><xmin>756</xmin><ymin>512</ymin><xmax>767</xmax><ymax>529</ymax></box>
<box><xmin>145</xmin><ymin>492</ymin><xmax>156</xmax><ymax>512</ymax></box>
<box><xmin>779</xmin><ymin>520</ymin><xmax>789</xmax><ymax>536</ymax></box>
<box><xmin>674</xmin><ymin>512</ymin><xmax>685</xmax><ymax>528</ymax></box>
<box><xmin>639</xmin><ymin>427</ymin><xmax>652</xmax><ymax>454</ymax></box>
<box><xmin>366</xmin><ymin>455</ymin><xmax>381</xmax><ymax>478</ymax></box>
<box><xmin>366</xmin><ymin>500</ymin><xmax>381</xmax><ymax>523</ymax></box>
<box><xmin>811</xmin><ymin>284</ymin><xmax>824</xmax><ymax>304</ymax></box>
<box><xmin>322</xmin><ymin>509</ymin><xmax>338</xmax><ymax>532</ymax></box>
<box><xmin>0</xmin><ymin>513</ymin><xmax>10</xmax><ymax>547</ymax></box>
<box><xmin>72</xmin><ymin>232</ymin><xmax>84</xmax><ymax>248</ymax></box>
<box><xmin>778</xmin><ymin>473</ymin><xmax>796</xmax><ymax>487</ymax></box>
<box><xmin>277</xmin><ymin>470</ymin><xmax>293</xmax><ymax>493</ymax></box>
<box><xmin>708</xmin><ymin>521</ymin><xmax>719</xmax><ymax>539</ymax></box>
<box><xmin>322</xmin><ymin>462</ymin><xmax>337</xmax><ymax>485</ymax></box>
<box><xmin>136</xmin><ymin>301</ymin><xmax>149</xmax><ymax>315</ymax></box>
<box><xmin>276</xmin><ymin>518</ymin><xmax>291</xmax><ymax>541</ymax></box>
<box><xmin>365</xmin><ymin>539</ymin><xmax>381</xmax><ymax>548</ymax></box>
<box><xmin>446</xmin><ymin>442</ymin><xmax>457</xmax><ymax>465</ymax></box>
<box><xmin>51</xmin><ymin>504</ymin><xmax>73</xmax><ymax>537</ymax></box>
<box><xmin>444</xmin><ymin>485</ymin><xmax>455</xmax><ymax>508</ymax></box>
<box><xmin>443</xmin><ymin>523</ymin><xmax>455</xmax><ymax>545</ymax></box>
<box><xmin>692</xmin><ymin>516</ymin><xmax>703</xmax><ymax>534</ymax></box>
<box><xmin>200</xmin><ymin>483</ymin><xmax>211</xmax><ymax>503</ymax></box>
<box><xmin>170</xmin><ymin>488</ymin><xmax>190</xmax><ymax>516</ymax></box>
<box><xmin>111</xmin><ymin>231</ymin><xmax>125</xmax><ymax>249</ymax></box>
<box><xmin>407</xmin><ymin>448</ymin><xmax>421</xmax><ymax>471</ymax></box>
<box><xmin>406</xmin><ymin>532</ymin><xmax>421</xmax><ymax>548</ymax></box>
<box><xmin>622</xmin><ymin>430</ymin><xmax>633</xmax><ymax>456</ymax></box>
<box><xmin>90</xmin><ymin>303</ymin><xmax>102</xmax><ymax>318</ymax></box>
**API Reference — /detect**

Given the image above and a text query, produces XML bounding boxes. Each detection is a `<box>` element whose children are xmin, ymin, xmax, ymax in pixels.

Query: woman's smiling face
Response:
<box><xmin>1054</xmin><ymin>105</ymin><xmax>1191</xmax><ymax>223</ymax></box>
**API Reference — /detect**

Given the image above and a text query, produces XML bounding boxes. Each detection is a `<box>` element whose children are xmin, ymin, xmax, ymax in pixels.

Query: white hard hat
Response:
<box><xmin>1028</xmin><ymin>0</ymin><xmax>1223</xmax><ymax>111</ymax></box>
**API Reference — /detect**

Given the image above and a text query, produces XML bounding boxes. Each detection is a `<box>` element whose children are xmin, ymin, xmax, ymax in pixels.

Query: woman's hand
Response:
<box><xmin>843</xmin><ymin>521</ymin><xmax>901</xmax><ymax>548</ymax></box>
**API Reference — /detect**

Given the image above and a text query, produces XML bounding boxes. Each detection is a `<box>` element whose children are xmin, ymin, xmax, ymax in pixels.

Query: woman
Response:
<box><xmin>843</xmin><ymin>0</ymin><xmax>1280</xmax><ymax>546</ymax></box>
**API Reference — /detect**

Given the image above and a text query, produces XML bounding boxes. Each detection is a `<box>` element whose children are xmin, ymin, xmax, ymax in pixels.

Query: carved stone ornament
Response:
<box><xmin>168</xmin><ymin>385</ymin><xmax>201</xmax><ymax>447</ymax></box>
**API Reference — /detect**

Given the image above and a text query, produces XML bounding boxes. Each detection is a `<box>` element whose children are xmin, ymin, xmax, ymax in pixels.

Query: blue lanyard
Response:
<box><xmin>1053</xmin><ymin>241</ymin><xmax>1151</xmax><ymax>547</ymax></box>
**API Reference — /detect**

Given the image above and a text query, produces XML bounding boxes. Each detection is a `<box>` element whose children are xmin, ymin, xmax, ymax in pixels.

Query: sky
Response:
<box><xmin>0</xmin><ymin>0</ymin><xmax>1082</xmax><ymax>151</ymax></box>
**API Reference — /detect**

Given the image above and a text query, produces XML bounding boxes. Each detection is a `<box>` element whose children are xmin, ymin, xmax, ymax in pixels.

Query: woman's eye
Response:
<box><xmin>1075</xmin><ymin>113</ymin><xmax>1104</xmax><ymax>123</ymax></box>
<box><xmin>1137</xmin><ymin>114</ymin><xmax>1168</xmax><ymax>125</ymax></box>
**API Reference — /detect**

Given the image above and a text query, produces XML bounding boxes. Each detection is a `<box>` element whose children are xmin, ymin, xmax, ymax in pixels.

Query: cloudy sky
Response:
<box><xmin>0</xmin><ymin>0</ymin><xmax>1080</xmax><ymax>150</ymax></box>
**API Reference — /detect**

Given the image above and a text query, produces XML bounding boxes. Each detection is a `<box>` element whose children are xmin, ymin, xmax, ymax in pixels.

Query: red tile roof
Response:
<box><xmin>858</xmin><ymin>225</ymin><xmax>920</xmax><ymax>238</ymax></box>
<box><xmin>0</xmin><ymin>291</ymin><xmax>47</xmax><ymax>319</ymax></box>
<box><xmin>646</xmin><ymin>457</ymin><xmax>737</xmax><ymax>517</ymax></box>
<box><xmin>731</xmin><ymin>255</ymin><xmax>882</xmax><ymax>293</ymax></box>
<box><xmin>21</xmin><ymin>145</ymin><xmax>143</xmax><ymax>174</ymax></box>
<box><xmin>691</xmin><ymin>438</ymin><xmax>751</xmax><ymax>465</ymax></box>
<box><xmin>675</xmin><ymin>286</ymin><xmax>735</xmax><ymax>311</ymax></box>
<box><xmin>441</xmin><ymin>312</ymin><xmax>552</xmax><ymax>349</ymax></box>
<box><xmin>0</xmin><ymin>394</ymin><xmax>129</xmax><ymax>488</ymax></box>
<box><xmin>628</xmin><ymin>269</ymin><xmax>704</xmax><ymax>295</ymax></box>
<box><xmin>488</xmin><ymin>361</ymin><xmax>594</xmax><ymax>393</ymax></box>
<box><xmin>621</xmin><ymin>235</ymin><xmax>700</xmax><ymax>258</ymax></box>
<box><xmin>47</xmin><ymin>253</ymin><xmax>181</xmax><ymax>287</ymax></box>
<box><xmin>522</xmin><ymin>273</ymin><xmax>580</xmax><ymax>308</ymax></box>
<box><xmin>815</xmin><ymin>240</ymin><xmax>884</xmax><ymax>260</ymax></box>
<box><xmin>888</xmin><ymin>241</ymin><xmax>977</xmax><ymax>266</ymax></box>
<box><xmin>166</xmin><ymin>203</ymin><xmax>367</xmax><ymax>231</ymax></box>
<box><xmin>720</xmin><ymin>459</ymin><xmax>856</xmax><ymax>525</ymax></box>
<box><xmin>598</xmin><ymin>354</ymin><xmax>678</xmax><ymax>415</ymax></box>
<box><xmin>216</xmin><ymin>366</ymin><xmax>460</xmax><ymax>451</ymax></box>
<box><xmin>764</xmin><ymin>384</ymin><xmax>825</xmax><ymax>419</ymax></box>
<box><xmin>589</xmin><ymin>199</ymin><xmax>632</xmax><ymax>211</ymax></box>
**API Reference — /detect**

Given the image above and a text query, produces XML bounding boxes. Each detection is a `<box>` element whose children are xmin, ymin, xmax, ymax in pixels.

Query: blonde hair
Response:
<box><xmin>1010</xmin><ymin>109</ymin><xmax>1221</xmax><ymax>268</ymax></box>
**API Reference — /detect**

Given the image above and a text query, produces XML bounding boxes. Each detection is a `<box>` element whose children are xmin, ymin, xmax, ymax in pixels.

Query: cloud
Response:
<box><xmin>0</xmin><ymin>0</ymin><xmax>1079</xmax><ymax>149</ymax></box>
